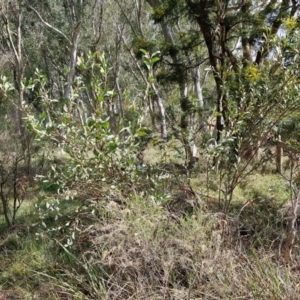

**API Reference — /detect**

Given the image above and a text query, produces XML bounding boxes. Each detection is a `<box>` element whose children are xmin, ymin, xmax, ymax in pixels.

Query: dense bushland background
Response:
<box><xmin>0</xmin><ymin>1</ymin><xmax>300</xmax><ymax>299</ymax></box>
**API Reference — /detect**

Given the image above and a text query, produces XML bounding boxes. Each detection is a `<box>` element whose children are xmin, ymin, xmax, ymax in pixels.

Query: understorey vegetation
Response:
<box><xmin>1</xmin><ymin>1</ymin><xmax>300</xmax><ymax>299</ymax></box>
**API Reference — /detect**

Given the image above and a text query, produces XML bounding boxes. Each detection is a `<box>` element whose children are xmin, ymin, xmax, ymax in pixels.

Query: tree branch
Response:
<box><xmin>2</xmin><ymin>14</ymin><xmax>19</xmax><ymax>64</ymax></box>
<box><xmin>27</xmin><ymin>4</ymin><xmax>72</xmax><ymax>47</ymax></box>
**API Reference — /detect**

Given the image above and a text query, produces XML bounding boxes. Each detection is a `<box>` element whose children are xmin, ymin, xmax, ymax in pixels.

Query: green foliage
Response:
<box><xmin>132</xmin><ymin>37</ymin><xmax>157</xmax><ymax>59</ymax></box>
<box><xmin>2</xmin><ymin>1</ymin><xmax>300</xmax><ymax>297</ymax></box>
<box><xmin>204</xmin><ymin>30</ymin><xmax>300</xmax><ymax>211</ymax></box>
<box><xmin>150</xmin><ymin>0</ymin><xmax>186</xmax><ymax>23</ymax></box>
<box><xmin>25</xmin><ymin>53</ymin><xmax>152</xmax><ymax>246</ymax></box>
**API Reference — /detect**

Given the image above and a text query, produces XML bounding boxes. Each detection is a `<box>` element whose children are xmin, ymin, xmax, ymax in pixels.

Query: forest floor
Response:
<box><xmin>0</xmin><ymin>157</ymin><xmax>299</xmax><ymax>299</ymax></box>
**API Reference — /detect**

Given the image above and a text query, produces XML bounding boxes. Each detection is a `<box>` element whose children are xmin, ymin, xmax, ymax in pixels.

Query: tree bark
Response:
<box><xmin>146</xmin><ymin>0</ymin><xmax>195</xmax><ymax>164</ymax></box>
<box><xmin>2</xmin><ymin>3</ymin><xmax>27</xmax><ymax>151</ymax></box>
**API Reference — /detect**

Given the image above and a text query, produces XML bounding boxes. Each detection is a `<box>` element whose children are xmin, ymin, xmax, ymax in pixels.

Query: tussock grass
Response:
<box><xmin>53</xmin><ymin>194</ymin><xmax>298</xmax><ymax>300</ymax></box>
<box><xmin>0</xmin><ymin>172</ymin><xmax>299</xmax><ymax>299</ymax></box>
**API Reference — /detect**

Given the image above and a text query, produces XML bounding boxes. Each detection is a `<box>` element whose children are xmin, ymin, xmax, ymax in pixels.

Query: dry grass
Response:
<box><xmin>51</xmin><ymin>193</ymin><xmax>299</xmax><ymax>300</ymax></box>
<box><xmin>143</xmin><ymin>138</ymin><xmax>185</xmax><ymax>165</ymax></box>
<box><xmin>0</xmin><ymin>162</ymin><xmax>298</xmax><ymax>299</ymax></box>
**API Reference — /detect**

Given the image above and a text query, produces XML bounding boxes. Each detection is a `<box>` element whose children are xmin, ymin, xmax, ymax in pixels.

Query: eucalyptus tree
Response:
<box><xmin>0</xmin><ymin>0</ymin><xmax>32</xmax><ymax>155</ymax></box>
<box><xmin>24</xmin><ymin>1</ymin><xmax>157</xmax><ymax>132</ymax></box>
<box><xmin>146</xmin><ymin>1</ymin><xmax>211</xmax><ymax>164</ymax></box>
<box><xmin>26</xmin><ymin>0</ymin><xmax>87</xmax><ymax>102</ymax></box>
<box><xmin>111</xmin><ymin>0</ymin><xmax>207</xmax><ymax>165</ymax></box>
